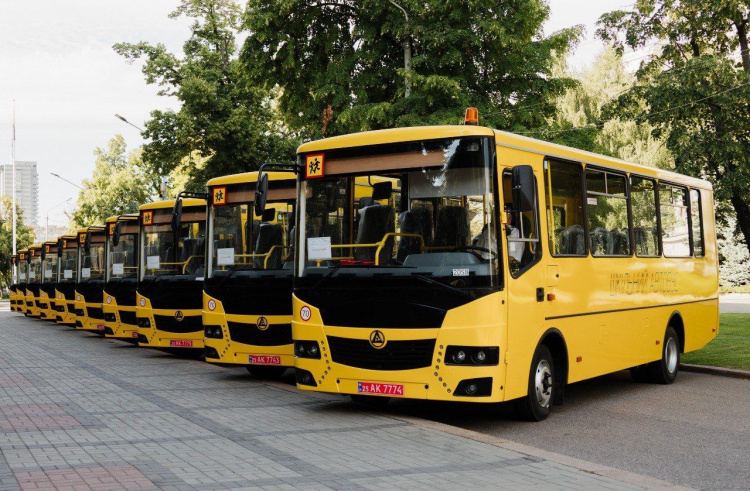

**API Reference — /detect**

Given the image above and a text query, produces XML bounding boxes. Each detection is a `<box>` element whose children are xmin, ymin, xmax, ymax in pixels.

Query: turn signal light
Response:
<box><xmin>464</xmin><ymin>107</ymin><xmax>479</xmax><ymax>125</ymax></box>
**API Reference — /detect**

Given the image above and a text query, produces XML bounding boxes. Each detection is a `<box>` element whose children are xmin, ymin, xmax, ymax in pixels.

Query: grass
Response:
<box><xmin>682</xmin><ymin>314</ymin><xmax>750</xmax><ymax>371</ymax></box>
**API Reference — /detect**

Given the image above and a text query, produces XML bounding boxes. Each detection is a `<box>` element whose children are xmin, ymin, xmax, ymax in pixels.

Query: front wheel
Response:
<box><xmin>646</xmin><ymin>326</ymin><xmax>680</xmax><ymax>384</ymax></box>
<box><xmin>514</xmin><ymin>345</ymin><xmax>555</xmax><ymax>421</ymax></box>
<box><xmin>246</xmin><ymin>365</ymin><xmax>287</xmax><ymax>379</ymax></box>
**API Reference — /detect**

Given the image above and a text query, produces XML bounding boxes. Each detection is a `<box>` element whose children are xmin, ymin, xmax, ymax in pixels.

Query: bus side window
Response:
<box><xmin>690</xmin><ymin>189</ymin><xmax>704</xmax><ymax>257</ymax></box>
<box><xmin>659</xmin><ymin>184</ymin><xmax>690</xmax><ymax>257</ymax></box>
<box><xmin>504</xmin><ymin>170</ymin><xmax>541</xmax><ymax>277</ymax></box>
<box><xmin>586</xmin><ymin>169</ymin><xmax>630</xmax><ymax>256</ymax></box>
<box><xmin>631</xmin><ymin>177</ymin><xmax>660</xmax><ymax>257</ymax></box>
<box><xmin>545</xmin><ymin>160</ymin><xmax>585</xmax><ymax>256</ymax></box>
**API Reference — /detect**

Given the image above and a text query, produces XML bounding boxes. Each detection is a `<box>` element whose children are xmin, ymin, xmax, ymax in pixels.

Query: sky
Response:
<box><xmin>0</xmin><ymin>0</ymin><xmax>631</xmax><ymax>227</ymax></box>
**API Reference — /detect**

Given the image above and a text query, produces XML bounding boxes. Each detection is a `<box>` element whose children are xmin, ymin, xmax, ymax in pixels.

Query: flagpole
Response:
<box><xmin>11</xmin><ymin>100</ymin><xmax>17</xmax><ymax>256</ymax></box>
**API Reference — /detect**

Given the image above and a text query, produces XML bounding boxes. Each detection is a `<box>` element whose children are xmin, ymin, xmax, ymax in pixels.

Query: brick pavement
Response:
<box><xmin>0</xmin><ymin>308</ymin><xmax>672</xmax><ymax>490</ymax></box>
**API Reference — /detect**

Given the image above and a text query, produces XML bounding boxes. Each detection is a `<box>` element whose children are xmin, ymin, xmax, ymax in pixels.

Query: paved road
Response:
<box><xmin>387</xmin><ymin>370</ymin><xmax>750</xmax><ymax>489</ymax></box>
<box><xmin>720</xmin><ymin>293</ymin><xmax>750</xmax><ymax>313</ymax></box>
<box><xmin>0</xmin><ymin>310</ymin><xmax>664</xmax><ymax>490</ymax></box>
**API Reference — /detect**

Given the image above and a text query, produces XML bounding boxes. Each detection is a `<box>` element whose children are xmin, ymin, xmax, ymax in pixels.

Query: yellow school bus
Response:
<box><xmin>74</xmin><ymin>226</ymin><xmax>107</xmax><ymax>333</ymax></box>
<box><xmin>103</xmin><ymin>214</ymin><xmax>140</xmax><ymax>341</ymax></box>
<box><xmin>289</xmin><ymin>114</ymin><xmax>718</xmax><ymax>420</ymax></box>
<box><xmin>17</xmin><ymin>249</ymin><xmax>29</xmax><ymax>314</ymax></box>
<box><xmin>9</xmin><ymin>254</ymin><xmax>19</xmax><ymax>313</ymax></box>
<box><xmin>38</xmin><ymin>240</ymin><xmax>60</xmax><ymax>321</ymax></box>
<box><xmin>203</xmin><ymin>171</ymin><xmax>297</xmax><ymax>377</ymax></box>
<box><xmin>137</xmin><ymin>196</ymin><xmax>207</xmax><ymax>352</ymax></box>
<box><xmin>25</xmin><ymin>244</ymin><xmax>43</xmax><ymax>318</ymax></box>
<box><xmin>55</xmin><ymin>235</ymin><xmax>79</xmax><ymax>325</ymax></box>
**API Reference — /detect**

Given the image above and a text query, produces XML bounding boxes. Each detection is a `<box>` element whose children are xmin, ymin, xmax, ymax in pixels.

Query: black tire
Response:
<box><xmin>350</xmin><ymin>394</ymin><xmax>390</xmax><ymax>406</ymax></box>
<box><xmin>514</xmin><ymin>344</ymin><xmax>554</xmax><ymax>422</ymax></box>
<box><xmin>246</xmin><ymin>365</ymin><xmax>287</xmax><ymax>379</ymax></box>
<box><xmin>629</xmin><ymin>365</ymin><xmax>649</xmax><ymax>383</ymax></box>
<box><xmin>646</xmin><ymin>326</ymin><xmax>680</xmax><ymax>384</ymax></box>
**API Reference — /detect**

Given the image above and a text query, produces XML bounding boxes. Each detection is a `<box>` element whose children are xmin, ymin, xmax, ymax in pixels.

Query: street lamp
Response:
<box><xmin>45</xmin><ymin>197</ymin><xmax>72</xmax><ymax>240</ymax></box>
<box><xmin>115</xmin><ymin>114</ymin><xmax>144</xmax><ymax>132</ymax></box>
<box><xmin>50</xmin><ymin>173</ymin><xmax>83</xmax><ymax>190</ymax></box>
<box><xmin>389</xmin><ymin>0</ymin><xmax>412</xmax><ymax>98</ymax></box>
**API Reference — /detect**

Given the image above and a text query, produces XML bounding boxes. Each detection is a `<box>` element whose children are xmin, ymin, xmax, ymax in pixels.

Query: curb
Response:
<box><xmin>681</xmin><ymin>363</ymin><xmax>750</xmax><ymax>380</ymax></box>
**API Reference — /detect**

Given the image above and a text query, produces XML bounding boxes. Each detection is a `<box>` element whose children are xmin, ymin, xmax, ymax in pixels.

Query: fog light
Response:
<box><xmin>308</xmin><ymin>344</ymin><xmax>319</xmax><ymax>357</ymax></box>
<box><xmin>465</xmin><ymin>383</ymin><xmax>478</xmax><ymax>395</ymax></box>
<box><xmin>296</xmin><ymin>343</ymin><xmax>306</xmax><ymax>355</ymax></box>
<box><xmin>476</xmin><ymin>350</ymin><xmax>486</xmax><ymax>362</ymax></box>
<box><xmin>453</xmin><ymin>350</ymin><xmax>466</xmax><ymax>363</ymax></box>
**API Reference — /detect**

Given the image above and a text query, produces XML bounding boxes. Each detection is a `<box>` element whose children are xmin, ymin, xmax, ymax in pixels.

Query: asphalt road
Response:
<box><xmin>381</xmin><ymin>370</ymin><xmax>749</xmax><ymax>490</ymax></box>
<box><xmin>720</xmin><ymin>293</ymin><xmax>750</xmax><ymax>314</ymax></box>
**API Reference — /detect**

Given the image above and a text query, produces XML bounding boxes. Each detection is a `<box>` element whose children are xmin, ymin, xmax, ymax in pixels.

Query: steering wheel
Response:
<box><xmin>453</xmin><ymin>245</ymin><xmax>497</xmax><ymax>259</ymax></box>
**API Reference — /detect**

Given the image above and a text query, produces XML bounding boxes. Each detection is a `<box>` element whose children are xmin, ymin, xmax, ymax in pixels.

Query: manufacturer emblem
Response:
<box><xmin>207</xmin><ymin>299</ymin><xmax>216</xmax><ymax>311</ymax></box>
<box><xmin>300</xmin><ymin>306</ymin><xmax>312</xmax><ymax>321</ymax></box>
<box><xmin>369</xmin><ymin>330</ymin><xmax>386</xmax><ymax>349</ymax></box>
<box><xmin>174</xmin><ymin>310</ymin><xmax>184</xmax><ymax>322</ymax></box>
<box><xmin>256</xmin><ymin>316</ymin><xmax>269</xmax><ymax>331</ymax></box>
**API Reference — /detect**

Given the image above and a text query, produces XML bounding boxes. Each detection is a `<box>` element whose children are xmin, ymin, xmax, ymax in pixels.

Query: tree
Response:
<box><xmin>242</xmin><ymin>0</ymin><xmax>582</xmax><ymax>139</ymax></box>
<box><xmin>0</xmin><ymin>196</ymin><xmax>36</xmax><ymax>289</ymax></box>
<box><xmin>717</xmin><ymin>212</ymin><xmax>750</xmax><ymax>287</ymax></box>
<box><xmin>70</xmin><ymin>135</ymin><xmax>152</xmax><ymax>228</ymax></box>
<box><xmin>114</xmin><ymin>0</ymin><xmax>299</xmax><ymax>186</ymax></box>
<box><xmin>597</xmin><ymin>1</ymin><xmax>750</xmax><ymax>253</ymax></box>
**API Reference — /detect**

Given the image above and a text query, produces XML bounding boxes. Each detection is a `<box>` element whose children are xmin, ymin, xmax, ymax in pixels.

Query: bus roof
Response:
<box><xmin>207</xmin><ymin>171</ymin><xmax>296</xmax><ymax>187</ymax></box>
<box><xmin>105</xmin><ymin>213</ymin><xmax>139</xmax><ymax>224</ymax></box>
<box><xmin>60</xmin><ymin>234</ymin><xmax>77</xmax><ymax>241</ymax></box>
<box><xmin>42</xmin><ymin>240</ymin><xmax>57</xmax><ymax>247</ymax></box>
<box><xmin>296</xmin><ymin>124</ymin><xmax>711</xmax><ymax>191</ymax></box>
<box><xmin>28</xmin><ymin>244</ymin><xmax>42</xmax><ymax>251</ymax></box>
<box><xmin>77</xmin><ymin>226</ymin><xmax>105</xmax><ymax>234</ymax></box>
<box><xmin>139</xmin><ymin>198</ymin><xmax>206</xmax><ymax>211</ymax></box>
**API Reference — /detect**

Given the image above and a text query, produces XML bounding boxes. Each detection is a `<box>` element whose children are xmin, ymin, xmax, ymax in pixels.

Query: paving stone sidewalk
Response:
<box><xmin>0</xmin><ymin>309</ymin><xmax>662</xmax><ymax>490</ymax></box>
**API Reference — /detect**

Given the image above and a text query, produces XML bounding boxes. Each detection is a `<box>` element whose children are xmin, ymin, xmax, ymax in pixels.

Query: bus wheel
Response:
<box><xmin>246</xmin><ymin>366</ymin><xmax>287</xmax><ymax>379</ymax></box>
<box><xmin>646</xmin><ymin>326</ymin><xmax>680</xmax><ymax>384</ymax></box>
<box><xmin>515</xmin><ymin>344</ymin><xmax>554</xmax><ymax>422</ymax></box>
<box><xmin>350</xmin><ymin>395</ymin><xmax>390</xmax><ymax>406</ymax></box>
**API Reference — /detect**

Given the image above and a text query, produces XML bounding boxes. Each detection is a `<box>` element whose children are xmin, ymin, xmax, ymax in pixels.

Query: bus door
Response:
<box><xmin>502</xmin><ymin>164</ymin><xmax>547</xmax><ymax>401</ymax></box>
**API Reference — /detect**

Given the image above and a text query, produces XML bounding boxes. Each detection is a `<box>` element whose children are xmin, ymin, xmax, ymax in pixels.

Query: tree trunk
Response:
<box><xmin>734</xmin><ymin>19</ymin><xmax>750</xmax><ymax>73</ymax></box>
<box><xmin>730</xmin><ymin>192</ymin><xmax>750</xmax><ymax>256</ymax></box>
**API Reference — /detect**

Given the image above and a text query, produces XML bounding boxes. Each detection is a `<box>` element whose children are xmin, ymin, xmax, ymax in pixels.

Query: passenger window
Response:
<box><xmin>586</xmin><ymin>170</ymin><xmax>630</xmax><ymax>256</ymax></box>
<box><xmin>630</xmin><ymin>177</ymin><xmax>660</xmax><ymax>257</ymax></box>
<box><xmin>659</xmin><ymin>184</ymin><xmax>690</xmax><ymax>257</ymax></box>
<box><xmin>690</xmin><ymin>189</ymin><xmax>704</xmax><ymax>257</ymax></box>
<box><xmin>503</xmin><ymin>170</ymin><xmax>541</xmax><ymax>276</ymax></box>
<box><xmin>545</xmin><ymin>160</ymin><xmax>585</xmax><ymax>256</ymax></box>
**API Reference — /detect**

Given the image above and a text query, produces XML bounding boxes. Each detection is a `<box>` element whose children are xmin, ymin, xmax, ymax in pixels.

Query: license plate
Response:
<box><xmin>97</xmin><ymin>324</ymin><xmax>105</xmax><ymax>331</ymax></box>
<box><xmin>132</xmin><ymin>332</ymin><xmax>139</xmax><ymax>338</ymax></box>
<box><xmin>357</xmin><ymin>382</ymin><xmax>404</xmax><ymax>396</ymax></box>
<box><xmin>249</xmin><ymin>355</ymin><xmax>281</xmax><ymax>365</ymax></box>
<box><xmin>169</xmin><ymin>340</ymin><xmax>193</xmax><ymax>347</ymax></box>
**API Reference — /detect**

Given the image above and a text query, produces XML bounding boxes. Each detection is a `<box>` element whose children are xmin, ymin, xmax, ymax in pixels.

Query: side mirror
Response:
<box><xmin>254</xmin><ymin>172</ymin><xmax>269</xmax><ymax>218</ymax></box>
<box><xmin>112</xmin><ymin>222</ymin><xmax>122</xmax><ymax>247</ymax></box>
<box><xmin>171</xmin><ymin>198</ymin><xmax>183</xmax><ymax>234</ymax></box>
<box><xmin>57</xmin><ymin>239</ymin><xmax>64</xmax><ymax>257</ymax></box>
<box><xmin>512</xmin><ymin>165</ymin><xmax>536</xmax><ymax>213</ymax></box>
<box><xmin>84</xmin><ymin>231</ymin><xmax>92</xmax><ymax>254</ymax></box>
<box><xmin>371</xmin><ymin>181</ymin><xmax>393</xmax><ymax>201</ymax></box>
<box><xmin>41</xmin><ymin>248</ymin><xmax>46</xmax><ymax>261</ymax></box>
<box><xmin>261</xmin><ymin>208</ymin><xmax>275</xmax><ymax>223</ymax></box>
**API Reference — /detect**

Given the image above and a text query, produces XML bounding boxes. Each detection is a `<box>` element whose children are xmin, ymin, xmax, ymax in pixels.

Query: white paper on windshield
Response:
<box><xmin>64</xmin><ymin>269</ymin><xmax>73</xmax><ymax>279</ymax></box>
<box><xmin>216</xmin><ymin>248</ymin><xmax>235</xmax><ymax>266</ymax></box>
<box><xmin>112</xmin><ymin>263</ymin><xmax>124</xmax><ymax>275</ymax></box>
<box><xmin>20</xmin><ymin>273</ymin><xmax>26</xmax><ymax>280</ymax></box>
<box><xmin>147</xmin><ymin>256</ymin><xmax>160</xmax><ymax>269</ymax></box>
<box><xmin>307</xmin><ymin>237</ymin><xmax>332</xmax><ymax>261</ymax></box>
<box><xmin>44</xmin><ymin>269</ymin><xmax>53</xmax><ymax>278</ymax></box>
<box><xmin>81</xmin><ymin>268</ymin><xmax>91</xmax><ymax>279</ymax></box>
<box><xmin>29</xmin><ymin>271</ymin><xmax>36</xmax><ymax>279</ymax></box>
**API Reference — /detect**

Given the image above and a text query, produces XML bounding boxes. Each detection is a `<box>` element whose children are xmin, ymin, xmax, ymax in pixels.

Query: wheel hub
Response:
<box><xmin>665</xmin><ymin>337</ymin><xmax>678</xmax><ymax>374</ymax></box>
<box><xmin>534</xmin><ymin>359</ymin><xmax>553</xmax><ymax>408</ymax></box>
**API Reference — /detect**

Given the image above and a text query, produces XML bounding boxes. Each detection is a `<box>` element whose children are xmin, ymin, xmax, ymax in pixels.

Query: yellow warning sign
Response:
<box><xmin>213</xmin><ymin>186</ymin><xmax>227</xmax><ymax>206</ymax></box>
<box><xmin>305</xmin><ymin>153</ymin><xmax>325</xmax><ymax>179</ymax></box>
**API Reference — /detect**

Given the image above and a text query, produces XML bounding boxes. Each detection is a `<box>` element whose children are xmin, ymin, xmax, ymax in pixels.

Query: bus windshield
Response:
<box><xmin>42</xmin><ymin>253</ymin><xmax>58</xmax><ymax>283</ymax></box>
<box><xmin>297</xmin><ymin>137</ymin><xmax>500</xmax><ymax>290</ymax></box>
<box><xmin>208</xmin><ymin>202</ymin><xmax>294</xmax><ymax>278</ymax></box>
<box><xmin>141</xmin><ymin>221</ymin><xmax>205</xmax><ymax>278</ymax></box>
<box><xmin>79</xmin><ymin>242</ymin><xmax>105</xmax><ymax>282</ymax></box>
<box><xmin>59</xmin><ymin>247</ymin><xmax>77</xmax><ymax>283</ymax></box>
<box><xmin>29</xmin><ymin>255</ymin><xmax>41</xmax><ymax>284</ymax></box>
<box><xmin>19</xmin><ymin>259</ymin><xmax>28</xmax><ymax>282</ymax></box>
<box><xmin>108</xmin><ymin>233</ymin><xmax>138</xmax><ymax>280</ymax></box>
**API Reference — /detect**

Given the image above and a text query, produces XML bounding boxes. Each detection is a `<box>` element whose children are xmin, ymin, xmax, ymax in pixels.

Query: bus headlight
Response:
<box><xmin>445</xmin><ymin>346</ymin><xmax>499</xmax><ymax>366</ymax></box>
<box><xmin>204</xmin><ymin>325</ymin><xmax>223</xmax><ymax>339</ymax></box>
<box><xmin>294</xmin><ymin>341</ymin><xmax>321</xmax><ymax>359</ymax></box>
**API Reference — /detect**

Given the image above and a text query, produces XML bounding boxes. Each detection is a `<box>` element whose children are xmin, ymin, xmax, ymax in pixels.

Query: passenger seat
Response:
<box><xmin>354</xmin><ymin>205</ymin><xmax>395</xmax><ymax>263</ymax></box>
<box><xmin>433</xmin><ymin>206</ymin><xmax>469</xmax><ymax>248</ymax></box>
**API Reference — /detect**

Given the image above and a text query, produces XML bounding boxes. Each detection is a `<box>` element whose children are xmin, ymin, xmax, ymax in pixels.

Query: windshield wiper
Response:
<box><xmin>214</xmin><ymin>265</ymin><xmax>251</xmax><ymax>288</ymax></box>
<box><xmin>408</xmin><ymin>273</ymin><xmax>471</xmax><ymax>298</ymax></box>
<box><xmin>308</xmin><ymin>265</ymin><xmax>342</xmax><ymax>293</ymax></box>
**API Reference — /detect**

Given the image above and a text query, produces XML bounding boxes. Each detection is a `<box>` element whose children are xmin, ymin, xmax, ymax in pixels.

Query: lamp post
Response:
<box><xmin>50</xmin><ymin>173</ymin><xmax>83</xmax><ymax>190</ymax></box>
<box><xmin>389</xmin><ymin>0</ymin><xmax>412</xmax><ymax>98</ymax></box>
<box><xmin>45</xmin><ymin>197</ymin><xmax>72</xmax><ymax>240</ymax></box>
<box><xmin>114</xmin><ymin>114</ymin><xmax>144</xmax><ymax>132</ymax></box>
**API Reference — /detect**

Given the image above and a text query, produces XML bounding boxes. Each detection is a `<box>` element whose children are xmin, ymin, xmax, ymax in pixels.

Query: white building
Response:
<box><xmin>0</xmin><ymin>161</ymin><xmax>39</xmax><ymax>226</ymax></box>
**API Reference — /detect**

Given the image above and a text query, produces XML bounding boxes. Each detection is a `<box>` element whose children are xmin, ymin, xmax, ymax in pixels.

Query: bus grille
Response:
<box><xmin>153</xmin><ymin>314</ymin><xmax>202</xmax><ymax>334</ymax></box>
<box><xmin>119</xmin><ymin>310</ymin><xmax>137</xmax><ymax>326</ymax></box>
<box><xmin>87</xmin><ymin>307</ymin><xmax>104</xmax><ymax>320</ymax></box>
<box><xmin>327</xmin><ymin>336</ymin><xmax>435</xmax><ymax>371</ymax></box>
<box><xmin>227</xmin><ymin>322</ymin><xmax>292</xmax><ymax>347</ymax></box>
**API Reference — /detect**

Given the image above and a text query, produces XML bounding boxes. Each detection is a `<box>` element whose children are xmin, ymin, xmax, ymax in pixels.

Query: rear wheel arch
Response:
<box><xmin>667</xmin><ymin>311</ymin><xmax>685</xmax><ymax>353</ymax></box>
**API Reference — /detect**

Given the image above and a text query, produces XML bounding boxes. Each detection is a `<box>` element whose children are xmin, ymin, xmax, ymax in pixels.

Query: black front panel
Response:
<box><xmin>119</xmin><ymin>310</ymin><xmax>137</xmax><ymax>326</ymax></box>
<box><xmin>27</xmin><ymin>284</ymin><xmax>40</xmax><ymax>296</ymax></box>
<box><xmin>227</xmin><ymin>321</ymin><xmax>292</xmax><ymax>347</ymax></box>
<box><xmin>204</xmin><ymin>276</ymin><xmax>292</xmax><ymax>316</ymax></box>
<box><xmin>87</xmin><ymin>307</ymin><xmax>104</xmax><ymax>320</ymax></box>
<box><xmin>138</xmin><ymin>277</ymin><xmax>203</xmax><ymax>310</ymax></box>
<box><xmin>327</xmin><ymin>336</ymin><xmax>436</xmax><ymax>370</ymax></box>
<box><xmin>76</xmin><ymin>281</ymin><xmax>103</xmax><ymax>305</ymax></box>
<box><xmin>56</xmin><ymin>282</ymin><xmax>75</xmax><ymax>300</ymax></box>
<box><xmin>105</xmin><ymin>278</ymin><xmax>137</xmax><ymax>307</ymax></box>
<box><xmin>153</xmin><ymin>314</ymin><xmax>202</xmax><ymax>333</ymax></box>
<box><xmin>40</xmin><ymin>284</ymin><xmax>56</xmax><ymax>298</ymax></box>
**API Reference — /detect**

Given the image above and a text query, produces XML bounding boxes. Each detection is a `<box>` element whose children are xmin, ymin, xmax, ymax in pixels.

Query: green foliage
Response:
<box><xmin>0</xmin><ymin>196</ymin><xmax>36</xmax><ymax>288</ymax></box>
<box><xmin>70</xmin><ymin>135</ymin><xmax>151</xmax><ymax>228</ymax></box>
<box><xmin>242</xmin><ymin>0</ymin><xmax>582</xmax><ymax>139</ymax></box>
<box><xmin>681</xmin><ymin>314</ymin><xmax>750</xmax><ymax>370</ymax></box>
<box><xmin>597</xmin><ymin>1</ymin><xmax>750</xmax><ymax>252</ymax></box>
<box><xmin>717</xmin><ymin>212</ymin><xmax>750</xmax><ymax>287</ymax></box>
<box><xmin>114</xmin><ymin>0</ymin><xmax>299</xmax><ymax>186</ymax></box>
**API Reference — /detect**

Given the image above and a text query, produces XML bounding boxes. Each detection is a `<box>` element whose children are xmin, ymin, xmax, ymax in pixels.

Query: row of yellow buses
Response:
<box><xmin>8</xmin><ymin>111</ymin><xmax>719</xmax><ymax>420</ymax></box>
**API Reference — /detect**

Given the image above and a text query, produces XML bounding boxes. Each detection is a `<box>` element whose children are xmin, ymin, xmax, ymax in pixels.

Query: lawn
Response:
<box><xmin>682</xmin><ymin>314</ymin><xmax>750</xmax><ymax>371</ymax></box>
